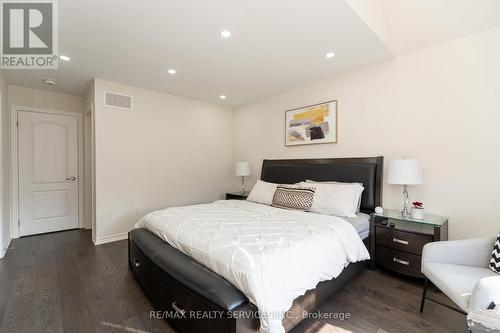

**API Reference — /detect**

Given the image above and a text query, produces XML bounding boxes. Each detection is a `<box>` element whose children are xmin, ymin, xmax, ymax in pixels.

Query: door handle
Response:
<box><xmin>65</xmin><ymin>177</ymin><xmax>76</xmax><ymax>181</ymax></box>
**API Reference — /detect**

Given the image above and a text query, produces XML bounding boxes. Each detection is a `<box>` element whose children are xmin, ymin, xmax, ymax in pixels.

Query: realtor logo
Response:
<box><xmin>1</xmin><ymin>0</ymin><xmax>58</xmax><ymax>68</ymax></box>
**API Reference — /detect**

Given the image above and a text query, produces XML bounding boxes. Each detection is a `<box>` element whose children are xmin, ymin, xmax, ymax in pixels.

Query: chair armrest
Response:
<box><xmin>469</xmin><ymin>276</ymin><xmax>500</xmax><ymax>313</ymax></box>
<box><xmin>422</xmin><ymin>237</ymin><xmax>496</xmax><ymax>268</ymax></box>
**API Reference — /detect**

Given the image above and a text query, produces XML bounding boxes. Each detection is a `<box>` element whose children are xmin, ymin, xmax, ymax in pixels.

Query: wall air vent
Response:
<box><xmin>104</xmin><ymin>91</ymin><xmax>133</xmax><ymax>110</ymax></box>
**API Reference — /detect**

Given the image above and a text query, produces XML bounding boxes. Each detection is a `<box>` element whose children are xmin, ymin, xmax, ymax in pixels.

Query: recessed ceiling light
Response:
<box><xmin>220</xmin><ymin>30</ymin><xmax>231</xmax><ymax>38</ymax></box>
<box><xmin>168</xmin><ymin>68</ymin><xmax>176</xmax><ymax>75</ymax></box>
<box><xmin>59</xmin><ymin>55</ymin><xmax>70</xmax><ymax>61</ymax></box>
<box><xmin>42</xmin><ymin>78</ymin><xmax>57</xmax><ymax>86</ymax></box>
<box><xmin>219</xmin><ymin>95</ymin><xmax>227</xmax><ymax>100</ymax></box>
<box><xmin>325</xmin><ymin>52</ymin><xmax>336</xmax><ymax>59</ymax></box>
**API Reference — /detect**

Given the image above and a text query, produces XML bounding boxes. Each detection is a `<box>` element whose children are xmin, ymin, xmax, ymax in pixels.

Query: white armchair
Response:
<box><xmin>420</xmin><ymin>237</ymin><xmax>500</xmax><ymax>314</ymax></box>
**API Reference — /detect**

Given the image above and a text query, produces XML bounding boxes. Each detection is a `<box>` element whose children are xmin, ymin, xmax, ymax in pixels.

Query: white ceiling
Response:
<box><xmin>347</xmin><ymin>0</ymin><xmax>500</xmax><ymax>54</ymax></box>
<box><xmin>3</xmin><ymin>0</ymin><xmax>500</xmax><ymax>106</ymax></box>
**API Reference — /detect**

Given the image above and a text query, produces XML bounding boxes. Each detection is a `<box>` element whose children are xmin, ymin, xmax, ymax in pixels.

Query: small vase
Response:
<box><xmin>411</xmin><ymin>207</ymin><xmax>425</xmax><ymax>220</ymax></box>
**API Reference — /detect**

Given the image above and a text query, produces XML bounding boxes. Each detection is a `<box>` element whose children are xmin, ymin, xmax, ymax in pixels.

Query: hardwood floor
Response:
<box><xmin>0</xmin><ymin>230</ymin><xmax>466</xmax><ymax>333</ymax></box>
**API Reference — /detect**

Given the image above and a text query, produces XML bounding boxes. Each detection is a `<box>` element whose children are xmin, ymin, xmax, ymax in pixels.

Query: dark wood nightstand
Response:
<box><xmin>225</xmin><ymin>191</ymin><xmax>250</xmax><ymax>200</ymax></box>
<box><xmin>370</xmin><ymin>209</ymin><xmax>448</xmax><ymax>278</ymax></box>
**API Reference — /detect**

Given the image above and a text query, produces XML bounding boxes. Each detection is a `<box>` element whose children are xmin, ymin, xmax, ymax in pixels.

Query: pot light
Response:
<box><xmin>219</xmin><ymin>95</ymin><xmax>227</xmax><ymax>100</ymax></box>
<box><xmin>325</xmin><ymin>52</ymin><xmax>336</xmax><ymax>59</ymax></box>
<box><xmin>220</xmin><ymin>30</ymin><xmax>231</xmax><ymax>38</ymax></box>
<box><xmin>168</xmin><ymin>68</ymin><xmax>176</xmax><ymax>75</ymax></box>
<box><xmin>59</xmin><ymin>55</ymin><xmax>70</xmax><ymax>61</ymax></box>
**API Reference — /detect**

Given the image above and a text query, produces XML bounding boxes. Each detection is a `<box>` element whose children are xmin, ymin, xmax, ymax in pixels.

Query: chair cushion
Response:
<box><xmin>490</xmin><ymin>233</ymin><xmax>500</xmax><ymax>274</ymax></box>
<box><xmin>423</xmin><ymin>262</ymin><xmax>497</xmax><ymax>312</ymax></box>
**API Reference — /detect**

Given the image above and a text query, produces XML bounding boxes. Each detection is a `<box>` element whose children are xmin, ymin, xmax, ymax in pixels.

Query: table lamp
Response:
<box><xmin>388</xmin><ymin>159</ymin><xmax>424</xmax><ymax>217</ymax></box>
<box><xmin>235</xmin><ymin>161</ymin><xmax>252</xmax><ymax>193</ymax></box>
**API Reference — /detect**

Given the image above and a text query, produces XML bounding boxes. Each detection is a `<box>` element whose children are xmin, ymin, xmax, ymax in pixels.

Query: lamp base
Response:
<box><xmin>401</xmin><ymin>207</ymin><xmax>410</xmax><ymax>217</ymax></box>
<box><xmin>401</xmin><ymin>185</ymin><xmax>410</xmax><ymax>217</ymax></box>
<box><xmin>241</xmin><ymin>176</ymin><xmax>246</xmax><ymax>193</ymax></box>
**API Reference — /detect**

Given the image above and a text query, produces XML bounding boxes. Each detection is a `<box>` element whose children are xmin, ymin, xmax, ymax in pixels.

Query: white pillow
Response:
<box><xmin>305</xmin><ymin>180</ymin><xmax>364</xmax><ymax>212</ymax></box>
<box><xmin>247</xmin><ymin>180</ymin><xmax>278</xmax><ymax>205</ymax></box>
<box><xmin>301</xmin><ymin>181</ymin><xmax>364</xmax><ymax>217</ymax></box>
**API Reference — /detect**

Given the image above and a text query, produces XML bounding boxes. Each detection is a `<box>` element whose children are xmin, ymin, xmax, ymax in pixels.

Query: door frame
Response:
<box><xmin>10</xmin><ymin>105</ymin><xmax>84</xmax><ymax>239</ymax></box>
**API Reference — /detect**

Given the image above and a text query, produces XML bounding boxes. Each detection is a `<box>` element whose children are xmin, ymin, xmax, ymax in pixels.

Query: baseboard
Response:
<box><xmin>93</xmin><ymin>232</ymin><xmax>128</xmax><ymax>246</ymax></box>
<box><xmin>0</xmin><ymin>237</ymin><xmax>12</xmax><ymax>259</ymax></box>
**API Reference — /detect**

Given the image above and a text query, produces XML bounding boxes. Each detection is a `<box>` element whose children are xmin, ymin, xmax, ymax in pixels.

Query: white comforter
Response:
<box><xmin>136</xmin><ymin>200</ymin><xmax>370</xmax><ymax>333</ymax></box>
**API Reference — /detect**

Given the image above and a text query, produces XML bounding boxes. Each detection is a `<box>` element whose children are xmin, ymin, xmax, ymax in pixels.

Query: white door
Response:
<box><xmin>18</xmin><ymin>111</ymin><xmax>79</xmax><ymax>236</ymax></box>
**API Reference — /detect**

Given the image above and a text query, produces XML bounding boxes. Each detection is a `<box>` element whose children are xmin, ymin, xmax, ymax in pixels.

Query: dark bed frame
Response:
<box><xmin>129</xmin><ymin>156</ymin><xmax>383</xmax><ymax>333</ymax></box>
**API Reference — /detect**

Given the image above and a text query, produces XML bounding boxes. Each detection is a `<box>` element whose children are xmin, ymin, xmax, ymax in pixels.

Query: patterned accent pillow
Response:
<box><xmin>271</xmin><ymin>185</ymin><xmax>315</xmax><ymax>212</ymax></box>
<box><xmin>490</xmin><ymin>233</ymin><xmax>500</xmax><ymax>274</ymax></box>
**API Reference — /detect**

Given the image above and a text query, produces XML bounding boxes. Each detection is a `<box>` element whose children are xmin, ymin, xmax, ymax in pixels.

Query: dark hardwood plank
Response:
<box><xmin>53</xmin><ymin>231</ymin><xmax>99</xmax><ymax>333</ymax></box>
<box><xmin>0</xmin><ymin>230</ymin><xmax>466</xmax><ymax>333</ymax></box>
<box><xmin>33</xmin><ymin>235</ymin><xmax>64</xmax><ymax>333</ymax></box>
<box><xmin>294</xmin><ymin>268</ymin><xmax>465</xmax><ymax>333</ymax></box>
<box><xmin>0</xmin><ymin>293</ymin><xmax>34</xmax><ymax>333</ymax></box>
<box><xmin>0</xmin><ymin>236</ymin><xmax>41</xmax><ymax>333</ymax></box>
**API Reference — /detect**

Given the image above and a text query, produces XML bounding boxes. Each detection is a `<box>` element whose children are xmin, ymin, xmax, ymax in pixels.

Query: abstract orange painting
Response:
<box><xmin>285</xmin><ymin>100</ymin><xmax>337</xmax><ymax>146</ymax></box>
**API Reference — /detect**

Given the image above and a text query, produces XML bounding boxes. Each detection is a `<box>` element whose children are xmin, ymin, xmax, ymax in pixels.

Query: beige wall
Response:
<box><xmin>8</xmin><ymin>85</ymin><xmax>85</xmax><ymax>113</ymax></box>
<box><xmin>0</xmin><ymin>71</ymin><xmax>10</xmax><ymax>257</ymax></box>
<box><xmin>232</xmin><ymin>27</ymin><xmax>500</xmax><ymax>240</ymax></box>
<box><xmin>93</xmin><ymin>79</ymin><xmax>233</xmax><ymax>243</ymax></box>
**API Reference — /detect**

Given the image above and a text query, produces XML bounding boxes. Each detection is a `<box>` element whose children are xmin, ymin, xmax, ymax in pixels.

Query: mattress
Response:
<box><xmin>345</xmin><ymin>212</ymin><xmax>370</xmax><ymax>240</ymax></box>
<box><xmin>136</xmin><ymin>200</ymin><xmax>370</xmax><ymax>333</ymax></box>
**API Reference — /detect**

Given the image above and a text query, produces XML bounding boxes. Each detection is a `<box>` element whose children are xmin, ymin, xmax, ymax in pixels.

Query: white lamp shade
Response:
<box><xmin>387</xmin><ymin>159</ymin><xmax>424</xmax><ymax>185</ymax></box>
<box><xmin>235</xmin><ymin>161</ymin><xmax>252</xmax><ymax>177</ymax></box>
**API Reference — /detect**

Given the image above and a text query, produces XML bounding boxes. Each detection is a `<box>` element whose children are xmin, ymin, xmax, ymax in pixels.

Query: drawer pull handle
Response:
<box><xmin>171</xmin><ymin>301</ymin><xmax>186</xmax><ymax>316</ymax></box>
<box><xmin>133</xmin><ymin>259</ymin><xmax>140</xmax><ymax>267</ymax></box>
<box><xmin>393</xmin><ymin>257</ymin><xmax>410</xmax><ymax>266</ymax></box>
<box><xmin>393</xmin><ymin>237</ymin><xmax>409</xmax><ymax>245</ymax></box>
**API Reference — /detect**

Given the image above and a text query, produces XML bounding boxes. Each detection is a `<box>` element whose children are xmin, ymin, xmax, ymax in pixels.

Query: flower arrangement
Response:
<box><xmin>412</xmin><ymin>201</ymin><xmax>424</xmax><ymax>209</ymax></box>
<box><xmin>411</xmin><ymin>201</ymin><xmax>425</xmax><ymax>219</ymax></box>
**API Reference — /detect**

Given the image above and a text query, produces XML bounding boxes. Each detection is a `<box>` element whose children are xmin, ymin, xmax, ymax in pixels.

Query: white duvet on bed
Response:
<box><xmin>135</xmin><ymin>200</ymin><xmax>370</xmax><ymax>333</ymax></box>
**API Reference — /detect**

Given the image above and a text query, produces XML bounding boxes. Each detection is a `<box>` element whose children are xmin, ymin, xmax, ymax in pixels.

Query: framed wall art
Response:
<box><xmin>285</xmin><ymin>100</ymin><xmax>337</xmax><ymax>146</ymax></box>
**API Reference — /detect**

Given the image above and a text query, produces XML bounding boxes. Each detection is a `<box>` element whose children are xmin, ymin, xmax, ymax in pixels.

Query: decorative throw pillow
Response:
<box><xmin>490</xmin><ymin>233</ymin><xmax>500</xmax><ymax>274</ymax></box>
<box><xmin>271</xmin><ymin>185</ymin><xmax>315</xmax><ymax>212</ymax></box>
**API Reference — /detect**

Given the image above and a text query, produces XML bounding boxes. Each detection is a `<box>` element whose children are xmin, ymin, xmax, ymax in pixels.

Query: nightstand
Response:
<box><xmin>225</xmin><ymin>191</ymin><xmax>250</xmax><ymax>200</ymax></box>
<box><xmin>370</xmin><ymin>209</ymin><xmax>448</xmax><ymax>278</ymax></box>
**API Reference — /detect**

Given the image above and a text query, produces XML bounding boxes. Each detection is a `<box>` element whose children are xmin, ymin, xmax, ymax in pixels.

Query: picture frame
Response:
<box><xmin>285</xmin><ymin>100</ymin><xmax>338</xmax><ymax>146</ymax></box>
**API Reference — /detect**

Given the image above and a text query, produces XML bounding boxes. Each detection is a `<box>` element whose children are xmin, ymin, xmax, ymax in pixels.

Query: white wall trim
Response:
<box><xmin>90</xmin><ymin>102</ymin><xmax>96</xmax><ymax>245</ymax></box>
<box><xmin>82</xmin><ymin>103</ymin><xmax>93</xmax><ymax>231</ymax></box>
<box><xmin>0</xmin><ymin>237</ymin><xmax>11</xmax><ymax>259</ymax></box>
<box><xmin>93</xmin><ymin>232</ymin><xmax>128</xmax><ymax>246</ymax></box>
<box><xmin>10</xmin><ymin>105</ymin><xmax>84</xmax><ymax>239</ymax></box>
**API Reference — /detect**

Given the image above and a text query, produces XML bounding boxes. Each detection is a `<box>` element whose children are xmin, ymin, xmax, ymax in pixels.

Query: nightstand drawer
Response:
<box><xmin>375</xmin><ymin>227</ymin><xmax>432</xmax><ymax>255</ymax></box>
<box><xmin>376</xmin><ymin>246</ymin><xmax>423</xmax><ymax>278</ymax></box>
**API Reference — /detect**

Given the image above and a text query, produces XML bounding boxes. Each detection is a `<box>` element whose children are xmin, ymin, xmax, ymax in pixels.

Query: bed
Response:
<box><xmin>128</xmin><ymin>156</ymin><xmax>383</xmax><ymax>333</ymax></box>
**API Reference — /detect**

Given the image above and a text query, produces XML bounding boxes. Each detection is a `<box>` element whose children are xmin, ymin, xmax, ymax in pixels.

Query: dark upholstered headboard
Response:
<box><xmin>261</xmin><ymin>157</ymin><xmax>383</xmax><ymax>213</ymax></box>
